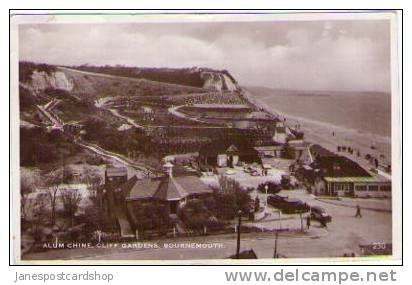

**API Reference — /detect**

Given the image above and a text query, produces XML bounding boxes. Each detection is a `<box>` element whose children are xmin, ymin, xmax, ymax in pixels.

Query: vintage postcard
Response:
<box><xmin>10</xmin><ymin>11</ymin><xmax>402</xmax><ymax>264</ymax></box>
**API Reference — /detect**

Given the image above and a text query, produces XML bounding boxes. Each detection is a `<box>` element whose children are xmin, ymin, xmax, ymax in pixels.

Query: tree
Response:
<box><xmin>83</xmin><ymin>168</ymin><xmax>105</xmax><ymax>229</ymax></box>
<box><xmin>20</xmin><ymin>174</ymin><xmax>35</xmax><ymax>220</ymax></box>
<box><xmin>30</xmin><ymin>195</ymin><xmax>49</xmax><ymax>243</ymax></box>
<box><xmin>43</xmin><ymin>169</ymin><xmax>64</xmax><ymax>225</ymax></box>
<box><xmin>213</xmin><ymin>176</ymin><xmax>252</xmax><ymax>220</ymax></box>
<box><xmin>60</xmin><ymin>189</ymin><xmax>82</xmax><ymax>228</ymax></box>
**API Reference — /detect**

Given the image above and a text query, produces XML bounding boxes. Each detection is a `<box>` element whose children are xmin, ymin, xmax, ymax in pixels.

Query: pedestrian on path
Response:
<box><xmin>355</xmin><ymin>205</ymin><xmax>362</xmax><ymax>218</ymax></box>
<box><xmin>306</xmin><ymin>216</ymin><xmax>311</xmax><ymax>230</ymax></box>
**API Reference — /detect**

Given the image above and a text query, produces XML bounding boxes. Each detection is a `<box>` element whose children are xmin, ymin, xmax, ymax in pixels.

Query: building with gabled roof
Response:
<box><xmin>120</xmin><ymin>163</ymin><xmax>212</xmax><ymax>218</ymax></box>
<box><xmin>303</xmin><ymin>144</ymin><xmax>391</xmax><ymax>197</ymax></box>
<box><xmin>199</xmin><ymin>140</ymin><xmax>260</xmax><ymax>168</ymax></box>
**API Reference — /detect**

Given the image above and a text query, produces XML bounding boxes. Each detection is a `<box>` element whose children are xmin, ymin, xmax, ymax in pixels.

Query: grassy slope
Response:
<box><xmin>60</xmin><ymin>68</ymin><xmax>207</xmax><ymax>100</ymax></box>
<box><xmin>20</xmin><ymin>66</ymin><xmax>257</xmax><ymax>168</ymax></box>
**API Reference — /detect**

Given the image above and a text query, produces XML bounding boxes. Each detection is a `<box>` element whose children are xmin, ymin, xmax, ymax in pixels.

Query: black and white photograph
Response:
<box><xmin>10</xmin><ymin>11</ymin><xmax>402</xmax><ymax>264</ymax></box>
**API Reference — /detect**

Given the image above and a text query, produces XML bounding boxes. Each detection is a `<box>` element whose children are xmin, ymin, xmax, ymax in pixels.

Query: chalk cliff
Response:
<box><xmin>200</xmin><ymin>71</ymin><xmax>238</xmax><ymax>92</ymax></box>
<box><xmin>29</xmin><ymin>70</ymin><xmax>74</xmax><ymax>92</ymax></box>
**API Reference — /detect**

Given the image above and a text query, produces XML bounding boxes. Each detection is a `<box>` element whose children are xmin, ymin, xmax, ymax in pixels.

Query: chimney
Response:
<box><xmin>163</xmin><ymin>162</ymin><xmax>174</xmax><ymax>177</ymax></box>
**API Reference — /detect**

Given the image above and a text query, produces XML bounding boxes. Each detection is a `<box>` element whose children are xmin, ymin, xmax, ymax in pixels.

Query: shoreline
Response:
<box><xmin>244</xmin><ymin>90</ymin><xmax>392</xmax><ymax>171</ymax></box>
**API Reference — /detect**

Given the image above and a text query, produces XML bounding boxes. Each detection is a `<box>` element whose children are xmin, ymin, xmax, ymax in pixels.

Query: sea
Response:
<box><xmin>246</xmin><ymin>87</ymin><xmax>393</xmax><ymax>165</ymax></box>
<box><xmin>247</xmin><ymin>87</ymin><xmax>391</xmax><ymax>139</ymax></box>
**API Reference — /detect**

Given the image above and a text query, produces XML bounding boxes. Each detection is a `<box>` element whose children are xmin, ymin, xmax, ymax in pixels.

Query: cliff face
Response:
<box><xmin>200</xmin><ymin>71</ymin><xmax>238</xmax><ymax>92</ymax></box>
<box><xmin>29</xmin><ymin>70</ymin><xmax>74</xmax><ymax>92</ymax></box>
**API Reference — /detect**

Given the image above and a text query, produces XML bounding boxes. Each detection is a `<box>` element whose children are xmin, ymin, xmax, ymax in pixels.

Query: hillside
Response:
<box><xmin>18</xmin><ymin>62</ymin><xmax>281</xmax><ymax>171</ymax></box>
<box><xmin>73</xmin><ymin>65</ymin><xmax>239</xmax><ymax>91</ymax></box>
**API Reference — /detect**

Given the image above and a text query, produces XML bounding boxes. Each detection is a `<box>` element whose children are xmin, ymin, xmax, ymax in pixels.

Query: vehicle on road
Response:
<box><xmin>310</xmin><ymin>206</ymin><xmax>332</xmax><ymax>224</ymax></box>
<box><xmin>267</xmin><ymin>195</ymin><xmax>310</xmax><ymax>214</ymax></box>
<box><xmin>267</xmin><ymin>195</ymin><xmax>286</xmax><ymax>208</ymax></box>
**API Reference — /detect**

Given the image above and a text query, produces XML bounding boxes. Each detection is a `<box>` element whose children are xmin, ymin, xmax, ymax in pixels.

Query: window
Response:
<box><xmin>380</xmin><ymin>185</ymin><xmax>391</xmax><ymax>192</ymax></box>
<box><xmin>368</xmin><ymin>185</ymin><xmax>379</xmax><ymax>191</ymax></box>
<box><xmin>355</xmin><ymin>185</ymin><xmax>367</xmax><ymax>191</ymax></box>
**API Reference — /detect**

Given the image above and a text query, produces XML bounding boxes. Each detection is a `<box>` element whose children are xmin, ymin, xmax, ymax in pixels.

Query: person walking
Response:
<box><xmin>355</xmin><ymin>205</ymin><xmax>362</xmax><ymax>218</ymax></box>
<box><xmin>306</xmin><ymin>215</ymin><xmax>311</xmax><ymax>230</ymax></box>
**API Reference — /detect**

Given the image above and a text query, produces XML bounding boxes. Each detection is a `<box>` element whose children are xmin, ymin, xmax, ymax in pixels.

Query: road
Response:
<box><xmin>23</xmin><ymin>190</ymin><xmax>392</xmax><ymax>261</ymax></box>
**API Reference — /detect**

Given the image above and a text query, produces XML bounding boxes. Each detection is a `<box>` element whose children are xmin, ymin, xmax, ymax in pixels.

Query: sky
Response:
<box><xmin>19</xmin><ymin>20</ymin><xmax>392</xmax><ymax>92</ymax></box>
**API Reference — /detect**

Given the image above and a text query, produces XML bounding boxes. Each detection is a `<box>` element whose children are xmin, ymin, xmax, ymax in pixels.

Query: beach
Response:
<box><xmin>245</xmin><ymin>89</ymin><xmax>392</xmax><ymax>174</ymax></box>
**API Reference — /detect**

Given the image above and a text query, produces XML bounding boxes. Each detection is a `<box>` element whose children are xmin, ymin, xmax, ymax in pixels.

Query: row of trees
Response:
<box><xmin>21</xmin><ymin>167</ymin><xmax>106</xmax><ymax>246</ymax></box>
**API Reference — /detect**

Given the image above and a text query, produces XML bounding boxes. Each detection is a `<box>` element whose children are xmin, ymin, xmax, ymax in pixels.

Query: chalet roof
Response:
<box><xmin>310</xmin><ymin>144</ymin><xmax>335</xmax><ymax>158</ymax></box>
<box><xmin>124</xmin><ymin>175</ymin><xmax>212</xmax><ymax>201</ymax></box>
<box><xmin>199</xmin><ymin>141</ymin><xmax>257</xmax><ymax>157</ymax></box>
<box><xmin>106</xmin><ymin>167</ymin><xmax>128</xmax><ymax>177</ymax></box>
<box><xmin>311</xmin><ymin>156</ymin><xmax>371</xmax><ymax>178</ymax></box>
<box><xmin>226</xmin><ymin>144</ymin><xmax>239</xmax><ymax>153</ymax></box>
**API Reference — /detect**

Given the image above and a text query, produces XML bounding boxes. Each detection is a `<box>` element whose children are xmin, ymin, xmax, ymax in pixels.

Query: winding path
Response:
<box><xmin>74</xmin><ymin>138</ymin><xmax>153</xmax><ymax>175</ymax></box>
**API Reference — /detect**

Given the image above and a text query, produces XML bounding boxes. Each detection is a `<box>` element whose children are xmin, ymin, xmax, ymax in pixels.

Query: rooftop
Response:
<box><xmin>310</xmin><ymin>144</ymin><xmax>336</xmax><ymax>158</ymax></box>
<box><xmin>199</xmin><ymin>141</ymin><xmax>258</xmax><ymax>157</ymax></box>
<box><xmin>312</xmin><ymin>156</ymin><xmax>372</xmax><ymax>178</ymax></box>
<box><xmin>124</xmin><ymin>175</ymin><xmax>213</xmax><ymax>201</ymax></box>
<box><xmin>324</xmin><ymin>176</ymin><xmax>390</xmax><ymax>183</ymax></box>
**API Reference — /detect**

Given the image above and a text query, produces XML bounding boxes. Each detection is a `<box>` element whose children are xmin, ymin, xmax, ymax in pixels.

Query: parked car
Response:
<box><xmin>267</xmin><ymin>195</ymin><xmax>310</xmax><ymax>214</ymax></box>
<box><xmin>267</xmin><ymin>195</ymin><xmax>286</xmax><ymax>208</ymax></box>
<box><xmin>310</xmin><ymin>206</ymin><xmax>332</xmax><ymax>223</ymax></box>
<box><xmin>281</xmin><ymin>198</ymin><xmax>310</xmax><ymax>214</ymax></box>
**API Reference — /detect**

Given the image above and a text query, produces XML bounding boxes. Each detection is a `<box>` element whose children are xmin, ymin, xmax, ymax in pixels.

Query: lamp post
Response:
<box><xmin>236</xmin><ymin>210</ymin><xmax>242</xmax><ymax>259</ymax></box>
